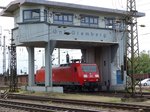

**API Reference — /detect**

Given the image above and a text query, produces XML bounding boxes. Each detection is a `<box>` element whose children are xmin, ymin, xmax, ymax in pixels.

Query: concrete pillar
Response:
<box><xmin>45</xmin><ymin>40</ymin><xmax>56</xmax><ymax>87</ymax></box>
<box><xmin>45</xmin><ymin>41</ymin><xmax>52</xmax><ymax>87</ymax></box>
<box><xmin>85</xmin><ymin>48</ymin><xmax>95</xmax><ymax>63</ymax></box>
<box><xmin>27</xmin><ymin>47</ymin><xmax>35</xmax><ymax>86</ymax></box>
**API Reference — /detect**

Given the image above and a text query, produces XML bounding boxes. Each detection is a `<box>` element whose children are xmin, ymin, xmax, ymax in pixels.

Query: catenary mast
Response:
<box><xmin>125</xmin><ymin>0</ymin><xmax>142</xmax><ymax>96</ymax></box>
<box><xmin>9</xmin><ymin>34</ymin><xmax>17</xmax><ymax>92</ymax></box>
<box><xmin>0</xmin><ymin>6</ymin><xmax>17</xmax><ymax>91</ymax></box>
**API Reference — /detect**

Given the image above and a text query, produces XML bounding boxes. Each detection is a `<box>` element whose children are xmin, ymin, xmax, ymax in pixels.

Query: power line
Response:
<box><xmin>0</xmin><ymin>6</ymin><xmax>6</xmax><ymax>9</ymax></box>
<box><xmin>140</xmin><ymin>33</ymin><xmax>150</xmax><ymax>36</ymax></box>
<box><xmin>139</xmin><ymin>8</ymin><xmax>150</xmax><ymax>12</ymax></box>
<box><xmin>137</xmin><ymin>2</ymin><xmax>150</xmax><ymax>6</ymax></box>
<box><xmin>118</xmin><ymin>0</ymin><xmax>125</xmax><ymax>9</ymax></box>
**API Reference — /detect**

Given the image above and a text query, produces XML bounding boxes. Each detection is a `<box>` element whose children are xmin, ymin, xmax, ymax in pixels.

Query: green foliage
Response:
<box><xmin>137</xmin><ymin>50</ymin><xmax>150</xmax><ymax>74</ymax></box>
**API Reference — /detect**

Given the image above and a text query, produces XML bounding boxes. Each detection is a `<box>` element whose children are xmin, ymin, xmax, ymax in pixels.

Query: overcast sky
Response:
<box><xmin>0</xmin><ymin>0</ymin><xmax>150</xmax><ymax>74</ymax></box>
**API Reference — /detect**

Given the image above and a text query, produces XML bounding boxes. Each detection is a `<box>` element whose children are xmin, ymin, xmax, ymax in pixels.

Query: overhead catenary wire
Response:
<box><xmin>140</xmin><ymin>33</ymin><xmax>150</xmax><ymax>36</ymax></box>
<box><xmin>118</xmin><ymin>0</ymin><xmax>125</xmax><ymax>9</ymax></box>
<box><xmin>137</xmin><ymin>2</ymin><xmax>150</xmax><ymax>7</ymax></box>
<box><xmin>111</xmin><ymin>0</ymin><xmax>126</xmax><ymax>10</ymax></box>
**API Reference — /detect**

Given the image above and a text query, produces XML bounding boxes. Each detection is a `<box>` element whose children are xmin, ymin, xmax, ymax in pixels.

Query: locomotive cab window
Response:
<box><xmin>82</xmin><ymin>65</ymin><xmax>97</xmax><ymax>72</ymax></box>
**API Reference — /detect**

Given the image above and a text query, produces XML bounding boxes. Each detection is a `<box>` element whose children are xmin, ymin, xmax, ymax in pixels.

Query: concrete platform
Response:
<box><xmin>102</xmin><ymin>85</ymin><xmax>125</xmax><ymax>91</ymax></box>
<box><xmin>21</xmin><ymin>86</ymin><xmax>63</xmax><ymax>93</ymax></box>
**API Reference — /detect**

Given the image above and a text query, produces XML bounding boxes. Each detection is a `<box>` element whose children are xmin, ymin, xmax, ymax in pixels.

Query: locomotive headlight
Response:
<box><xmin>83</xmin><ymin>74</ymin><xmax>88</xmax><ymax>78</ymax></box>
<box><xmin>95</xmin><ymin>74</ymin><xmax>99</xmax><ymax>78</ymax></box>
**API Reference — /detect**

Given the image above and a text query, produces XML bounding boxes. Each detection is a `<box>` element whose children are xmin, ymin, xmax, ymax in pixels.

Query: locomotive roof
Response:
<box><xmin>60</xmin><ymin>64</ymin><xmax>71</xmax><ymax>67</ymax></box>
<box><xmin>59</xmin><ymin>63</ymin><xmax>97</xmax><ymax>66</ymax></box>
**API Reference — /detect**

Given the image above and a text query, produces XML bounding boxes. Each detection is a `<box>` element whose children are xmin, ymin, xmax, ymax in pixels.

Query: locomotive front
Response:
<box><xmin>79</xmin><ymin>64</ymin><xmax>101</xmax><ymax>91</ymax></box>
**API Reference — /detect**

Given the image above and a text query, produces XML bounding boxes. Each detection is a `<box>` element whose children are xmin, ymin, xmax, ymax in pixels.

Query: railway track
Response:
<box><xmin>66</xmin><ymin>91</ymin><xmax>150</xmax><ymax>98</ymax></box>
<box><xmin>6</xmin><ymin>94</ymin><xmax>150</xmax><ymax>112</ymax></box>
<box><xmin>66</xmin><ymin>90</ymin><xmax>150</xmax><ymax>94</ymax></box>
<box><xmin>0</xmin><ymin>99</ymin><xmax>101</xmax><ymax>112</ymax></box>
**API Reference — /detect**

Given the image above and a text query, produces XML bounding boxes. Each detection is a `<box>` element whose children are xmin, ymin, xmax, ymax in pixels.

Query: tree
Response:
<box><xmin>137</xmin><ymin>51</ymin><xmax>150</xmax><ymax>74</ymax></box>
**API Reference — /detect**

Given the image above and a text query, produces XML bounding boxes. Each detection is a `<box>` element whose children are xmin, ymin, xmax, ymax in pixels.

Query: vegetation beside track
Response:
<box><xmin>19</xmin><ymin>90</ymin><xmax>122</xmax><ymax>102</ymax></box>
<box><xmin>16</xmin><ymin>90</ymin><xmax>150</xmax><ymax>104</ymax></box>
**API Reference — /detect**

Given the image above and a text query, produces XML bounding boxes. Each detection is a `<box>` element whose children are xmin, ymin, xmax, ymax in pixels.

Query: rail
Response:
<box><xmin>6</xmin><ymin>94</ymin><xmax>150</xmax><ymax>111</ymax></box>
<box><xmin>0</xmin><ymin>99</ymin><xmax>101</xmax><ymax>112</ymax></box>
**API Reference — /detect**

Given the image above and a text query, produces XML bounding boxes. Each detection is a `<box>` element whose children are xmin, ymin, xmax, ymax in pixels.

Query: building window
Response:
<box><xmin>80</xmin><ymin>15</ymin><xmax>98</xmax><ymax>27</ymax></box>
<box><xmin>105</xmin><ymin>17</ymin><xmax>125</xmax><ymax>30</ymax></box>
<box><xmin>23</xmin><ymin>9</ymin><xmax>40</xmax><ymax>22</ymax></box>
<box><xmin>53</xmin><ymin>12</ymin><xmax>73</xmax><ymax>25</ymax></box>
<box><xmin>44</xmin><ymin>10</ymin><xmax>47</xmax><ymax>22</ymax></box>
<box><xmin>105</xmin><ymin>17</ymin><xmax>115</xmax><ymax>29</ymax></box>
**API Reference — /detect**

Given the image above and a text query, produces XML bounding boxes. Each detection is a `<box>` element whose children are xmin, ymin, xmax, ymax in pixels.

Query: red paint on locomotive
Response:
<box><xmin>35</xmin><ymin>61</ymin><xmax>101</xmax><ymax>90</ymax></box>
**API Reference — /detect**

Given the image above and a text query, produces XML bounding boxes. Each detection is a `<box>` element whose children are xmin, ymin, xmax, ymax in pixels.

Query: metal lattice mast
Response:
<box><xmin>9</xmin><ymin>32</ymin><xmax>17</xmax><ymax>92</ymax></box>
<box><xmin>126</xmin><ymin>0</ymin><xmax>142</xmax><ymax>96</ymax></box>
<box><xmin>0</xmin><ymin>6</ymin><xmax>17</xmax><ymax>92</ymax></box>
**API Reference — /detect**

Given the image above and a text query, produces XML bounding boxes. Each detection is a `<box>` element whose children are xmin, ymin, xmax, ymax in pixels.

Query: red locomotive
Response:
<box><xmin>35</xmin><ymin>59</ymin><xmax>101</xmax><ymax>91</ymax></box>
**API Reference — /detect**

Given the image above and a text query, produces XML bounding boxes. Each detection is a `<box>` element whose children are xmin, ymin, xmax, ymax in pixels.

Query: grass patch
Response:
<box><xmin>18</xmin><ymin>90</ymin><xmax>121</xmax><ymax>103</ymax></box>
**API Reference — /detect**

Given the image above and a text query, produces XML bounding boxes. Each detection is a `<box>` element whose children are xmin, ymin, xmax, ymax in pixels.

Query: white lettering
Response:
<box><xmin>50</xmin><ymin>27</ymin><xmax>110</xmax><ymax>38</ymax></box>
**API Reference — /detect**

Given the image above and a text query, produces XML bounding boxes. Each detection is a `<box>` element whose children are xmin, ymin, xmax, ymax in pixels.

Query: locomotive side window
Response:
<box><xmin>82</xmin><ymin>65</ymin><xmax>97</xmax><ymax>72</ymax></box>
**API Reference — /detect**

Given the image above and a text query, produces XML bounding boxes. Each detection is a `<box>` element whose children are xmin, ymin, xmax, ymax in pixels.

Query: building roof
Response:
<box><xmin>0</xmin><ymin>0</ymin><xmax>145</xmax><ymax>17</ymax></box>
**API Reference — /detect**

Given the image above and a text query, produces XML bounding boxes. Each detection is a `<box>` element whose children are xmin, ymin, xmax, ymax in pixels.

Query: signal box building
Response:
<box><xmin>1</xmin><ymin>0</ymin><xmax>144</xmax><ymax>92</ymax></box>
